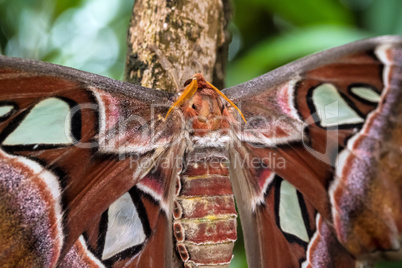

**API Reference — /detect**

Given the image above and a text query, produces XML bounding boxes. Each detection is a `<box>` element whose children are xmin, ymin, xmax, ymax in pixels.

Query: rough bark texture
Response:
<box><xmin>124</xmin><ymin>0</ymin><xmax>231</xmax><ymax>92</ymax></box>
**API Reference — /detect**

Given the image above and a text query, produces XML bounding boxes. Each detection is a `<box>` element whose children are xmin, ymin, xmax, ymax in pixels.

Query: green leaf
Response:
<box><xmin>362</xmin><ymin>0</ymin><xmax>402</xmax><ymax>35</ymax></box>
<box><xmin>226</xmin><ymin>25</ymin><xmax>371</xmax><ymax>87</ymax></box>
<box><xmin>53</xmin><ymin>0</ymin><xmax>83</xmax><ymax>20</ymax></box>
<box><xmin>251</xmin><ymin>0</ymin><xmax>353</xmax><ymax>26</ymax></box>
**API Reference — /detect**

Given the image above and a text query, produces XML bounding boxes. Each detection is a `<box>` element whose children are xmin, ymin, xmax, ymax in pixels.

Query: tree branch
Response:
<box><xmin>124</xmin><ymin>0</ymin><xmax>231</xmax><ymax>92</ymax></box>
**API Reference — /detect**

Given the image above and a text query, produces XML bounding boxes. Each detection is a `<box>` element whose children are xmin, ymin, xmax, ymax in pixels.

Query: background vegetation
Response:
<box><xmin>1</xmin><ymin>0</ymin><xmax>402</xmax><ymax>267</ymax></box>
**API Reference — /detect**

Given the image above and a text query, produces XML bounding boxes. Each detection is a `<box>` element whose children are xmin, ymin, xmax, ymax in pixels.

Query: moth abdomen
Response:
<box><xmin>173</xmin><ymin>146</ymin><xmax>237</xmax><ymax>267</ymax></box>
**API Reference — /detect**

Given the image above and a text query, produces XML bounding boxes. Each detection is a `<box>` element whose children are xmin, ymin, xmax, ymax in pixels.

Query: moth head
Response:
<box><xmin>165</xmin><ymin>73</ymin><xmax>245</xmax><ymax>131</ymax></box>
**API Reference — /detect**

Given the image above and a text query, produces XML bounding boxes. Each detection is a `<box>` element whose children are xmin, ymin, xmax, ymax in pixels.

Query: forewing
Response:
<box><xmin>0</xmin><ymin>56</ymin><xmax>182</xmax><ymax>267</ymax></box>
<box><xmin>225</xmin><ymin>36</ymin><xmax>402</xmax><ymax>267</ymax></box>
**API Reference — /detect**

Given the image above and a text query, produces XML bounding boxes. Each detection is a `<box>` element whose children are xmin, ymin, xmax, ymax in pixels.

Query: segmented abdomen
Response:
<box><xmin>173</xmin><ymin>147</ymin><xmax>237</xmax><ymax>267</ymax></box>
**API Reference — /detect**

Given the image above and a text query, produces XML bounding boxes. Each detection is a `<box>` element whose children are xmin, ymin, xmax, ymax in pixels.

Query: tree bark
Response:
<box><xmin>124</xmin><ymin>0</ymin><xmax>231</xmax><ymax>92</ymax></box>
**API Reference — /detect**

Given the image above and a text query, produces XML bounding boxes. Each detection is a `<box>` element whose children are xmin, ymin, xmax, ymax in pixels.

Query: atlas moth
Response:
<box><xmin>0</xmin><ymin>10</ymin><xmax>401</xmax><ymax>268</ymax></box>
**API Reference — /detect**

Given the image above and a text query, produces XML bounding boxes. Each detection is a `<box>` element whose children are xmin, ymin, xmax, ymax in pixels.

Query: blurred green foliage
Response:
<box><xmin>0</xmin><ymin>0</ymin><xmax>401</xmax><ymax>267</ymax></box>
<box><xmin>228</xmin><ymin>0</ymin><xmax>402</xmax><ymax>86</ymax></box>
<box><xmin>0</xmin><ymin>0</ymin><xmax>132</xmax><ymax>79</ymax></box>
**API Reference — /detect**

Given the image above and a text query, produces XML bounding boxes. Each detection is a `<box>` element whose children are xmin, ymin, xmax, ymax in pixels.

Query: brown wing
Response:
<box><xmin>225</xmin><ymin>36</ymin><xmax>402</xmax><ymax>267</ymax></box>
<box><xmin>0</xmin><ymin>56</ymin><xmax>183</xmax><ymax>267</ymax></box>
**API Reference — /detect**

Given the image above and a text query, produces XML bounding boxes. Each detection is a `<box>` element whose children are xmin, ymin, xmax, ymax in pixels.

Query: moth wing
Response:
<box><xmin>225</xmin><ymin>36</ymin><xmax>402</xmax><ymax>267</ymax></box>
<box><xmin>0</xmin><ymin>56</ymin><xmax>183</xmax><ymax>267</ymax></box>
